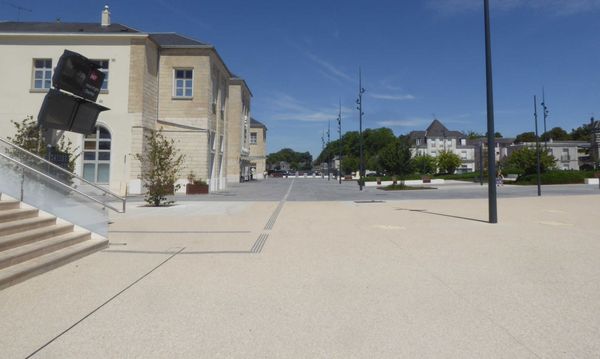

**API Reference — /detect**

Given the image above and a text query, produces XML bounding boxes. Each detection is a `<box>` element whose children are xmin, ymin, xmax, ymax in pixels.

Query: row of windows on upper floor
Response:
<box><xmin>32</xmin><ymin>60</ymin><xmax>229</xmax><ymax>106</ymax></box>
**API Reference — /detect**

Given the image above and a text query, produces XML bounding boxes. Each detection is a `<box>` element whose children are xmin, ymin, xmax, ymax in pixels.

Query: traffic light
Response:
<box><xmin>38</xmin><ymin>49</ymin><xmax>110</xmax><ymax>135</ymax></box>
<box><xmin>52</xmin><ymin>50</ymin><xmax>105</xmax><ymax>102</ymax></box>
<box><xmin>38</xmin><ymin>89</ymin><xmax>108</xmax><ymax>134</ymax></box>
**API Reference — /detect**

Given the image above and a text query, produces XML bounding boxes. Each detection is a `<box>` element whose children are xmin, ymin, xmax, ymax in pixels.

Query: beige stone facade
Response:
<box><xmin>226</xmin><ymin>79</ymin><xmax>252</xmax><ymax>183</ymax></box>
<box><xmin>0</xmin><ymin>13</ymin><xmax>263</xmax><ymax>194</ymax></box>
<box><xmin>249</xmin><ymin>119</ymin><xmax>268</xmax><ymax>179</ymax></box>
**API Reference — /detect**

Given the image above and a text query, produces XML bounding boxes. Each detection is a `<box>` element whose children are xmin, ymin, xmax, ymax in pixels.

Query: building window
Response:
<box><xmin>250</xmin><ymin>132</ymin><xmax>257</xmax><ymax>145</ymax></box>
<box><xmin>173</xmin><ymin>69</ymin><xmax>193</xmax><ymax>98</ymax></box>
<box><xmin>93</xmin><ymin>60</ymin><xmax>109</xmax><ymax>91</ymax></box>
<box><xmin>83</xmin><ymin>126</ymin><xmax>111</xmax><ymax>184</ymax></box>
<box><xmin>32</xmin><ymin>59</ymin><xmax>52</xmax><ymax>90</ymax></box>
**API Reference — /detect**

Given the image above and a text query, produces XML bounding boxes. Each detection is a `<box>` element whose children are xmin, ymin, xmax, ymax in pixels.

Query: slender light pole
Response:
<box><xmin>356</xmin><ymin>67</ymin><xmax>366</xmax><ymax>191</ymax></box>
<box><xmin>321</xmin><ymin>130</ymin><xmax>325</xmax><ymax>178</ymax></box>
<box><xmin>337</xmin><ymin>99</ymin><xmax>342</xmax><ymax>184</ymax></box>
<box><xmin>484</xmin><ymin>0</ymin><xmax>498</xmax><ymax>223</ymax></box>
<box><xmin>327</xmin><ymin>120</ymin><xmax>331</xmax><ymax>181</ymax></box>
<box><xmin>479</xmin><ymin>141</ymin><xmax>484</xmax><ymax>185</ymax></box>
<box><xmin>541</xmin><ymin>88</ymin><xmax>549</xmax><ymax>150</ymax></box>
<box><xmin>534</xmin><ymin>95</ymin><xmax>542</xmax><ymax>196</ymax></box>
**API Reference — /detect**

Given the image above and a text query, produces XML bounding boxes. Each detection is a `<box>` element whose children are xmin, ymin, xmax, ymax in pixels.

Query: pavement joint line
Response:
<box><xmin>263</xmin><ymin>178</ymin><xmax>294</xmax><ymax>231</ymax></box>
<box><xmin>384</xmin><ymin>237</ymin><xmax>543</xmax><ymax>359</ymax></box>
<box><xmin>24</xmin><ymin>247</ymin><xmax>186</xmax><ymax>359</ymax></box>
<box><xmin>103</xmin><ymin>249</ymin><xmax>251</xmax><ymax>255</ymax></box>
<box><xmin>109</xmin><ymin>230</ymin><xmax>251</xmax><ymax>234</ymax></box>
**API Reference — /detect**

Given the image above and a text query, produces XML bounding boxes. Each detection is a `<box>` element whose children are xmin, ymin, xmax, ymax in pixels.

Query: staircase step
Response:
<box><xmin>0</xmin><ymin>208</ymin><xmax>38</xmax><ymax>223</ymax></box>
<box><xmin>0</xmin><ymin>237</ymin><xmax>108</xmax><ymax>290</ymax></box>
<box><xmin>0</xmin><ymin>223</ymin><xmax>74</xmax><ymax>252</ymax></box>
<box><xmin>0</xmin><ymin>200</ymin><xmax>20</xmax><ymax>210</ymax></box>
<box><xmin>0</xmin><ymin>231</ymin><xmax>91</xmax><ymax>270</ymax></box>
<box><xmin>0</xmin><ymin>216</ymin><xmax>56</xmax><ymax>236</ymax></box>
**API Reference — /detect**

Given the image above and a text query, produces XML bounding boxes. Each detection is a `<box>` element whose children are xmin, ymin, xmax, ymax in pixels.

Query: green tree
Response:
<box><xmin>413</xmin><ymin>154</ymin><xmax>437</xmax><ymax>174</ymax></box>
<box><xmin>7</xmin><ymin>116</ymin><xmax>79</xmax><ymax>172</ymax></box>
<box><xmin>341</xmin><ymin>156</ymin><xmax>359</xmax><ymax>174</ymax></box>
<box><xmin>135</xmin><ymin>129</ymin><xmax>185</xmax><ymax>207</ymax></box>
<box><xmin>515</xmin><ymin>132</ymin><xmax>537</xmax><ymax>143</ymax></box>
<box><xmin>570</xmin><ymin>123</ymin><xmax>592</xmax><ymax>141</ymax></box>
<box><xmin>465</xmin><ymin>130</ymin><xmax>484</xmax><ymax>140</ymax></box>
<box><xmin>267</xmin><ymin>148</ymin><xmax>312</xmax><ymax>170</ymax></box>
<box><xmin>378</xmin><ymin>138</ymin><xmax>413</xmax><ymax>180</ymax></box>
<box><xmin>541</xmin><ymin>127</ymin><xmax>570</xmax><ymax>141</ymax></box>
<box><xmin>436</xmin><ymin>150</ymin><xmax>461</xmax><ymax>174</ymax></box>
<box><xmin>501</xmin><ymin>147</ymin><xmax>556</xmax><ymax>175</ymax></box>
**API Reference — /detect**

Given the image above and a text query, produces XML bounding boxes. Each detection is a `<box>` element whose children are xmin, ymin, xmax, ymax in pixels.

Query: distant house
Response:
<box><xmin>408</xmin><ymin>119</ymin><xmax>475</xmax><ymax>173</ymax></box>
<box><xmin>508</xmin><ymin>141</ymin><xmax>590</xmax><ymax>171</ymax></box>
<box><xmin>249</xmin><ymin>118</ymin><xmax>267</xmax><ymax>179</ymax></box>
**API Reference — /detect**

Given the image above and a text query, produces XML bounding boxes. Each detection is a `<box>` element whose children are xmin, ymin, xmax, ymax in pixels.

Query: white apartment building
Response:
<box><xmin>408</xmin><ymin>119</ymin><xmax>476</xmax><ymax>173</ymax></box>
<box><xmin>0</xmin><ymin>7</ymin><xmax>262</xmax><ymax>195</ymax></box>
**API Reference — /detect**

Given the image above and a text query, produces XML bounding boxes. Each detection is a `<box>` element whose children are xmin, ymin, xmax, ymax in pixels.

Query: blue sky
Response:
<box><xmin>3</xmin><ymin>0</ymin><xmax>600</xmax><ymax>157</ymax></box>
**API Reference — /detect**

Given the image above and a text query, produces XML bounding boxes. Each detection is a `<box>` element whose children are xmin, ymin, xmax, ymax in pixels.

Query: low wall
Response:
<box><xmin>365</xmin><ymin>179</ymin><xmax>445</xmax><ymax>187</ymax></box>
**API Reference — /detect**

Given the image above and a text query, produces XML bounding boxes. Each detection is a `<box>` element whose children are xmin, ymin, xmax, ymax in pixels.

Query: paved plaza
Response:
<box><xmin>1</xmin><ymin>179</ymin><xmax>600</xmax><ymax>358</ymax></box>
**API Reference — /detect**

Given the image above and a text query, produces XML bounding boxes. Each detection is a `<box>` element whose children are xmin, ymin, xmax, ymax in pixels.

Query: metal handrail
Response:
<box><xmin>0</xmin><ymin>137</ymin><xmax>125</xmax><ymax>213</ymax></box>
<box><xmin>0</xmin><ymin>152</ymin><xmax>123</xmax><ymax>213</ymax></box>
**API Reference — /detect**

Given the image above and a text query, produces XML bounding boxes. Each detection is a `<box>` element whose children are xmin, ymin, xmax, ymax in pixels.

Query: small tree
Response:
<box><xmin>379</xmin><ymin>138</ymin><xmax>413</xmax><ymax>183</ymax></box>
<box><xmin>501</xmin><ymin>147</ymin><xmax>556</xmax><ymax>175</ymax></box>
<box><xmin>413</xmin><ymin>154</ymin><xmax>437</xmax><ymax>175</ymax></box>
<box><xmin>135</xmin><ymin>129</ymin><xmax>185</xmax><ymax>206</ymax></box>
<box><xmin>7</xmin><ymin>116</ymin><xmax>79</xmax><ymax>172</ymax></box>
<box><xmin>437</xmin><ymin>150</ymin><xmax>461</xmax><ymax>174</ymax></box>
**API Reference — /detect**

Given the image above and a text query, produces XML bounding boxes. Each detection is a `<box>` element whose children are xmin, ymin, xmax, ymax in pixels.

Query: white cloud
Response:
<box><xmin>369</xmin><ymin>93</ymin><xmax>416</xmax><ymax>101</ymax></box>
<box><xmin>305</xmin><ymin>52</ymin><xmax>352</xmax><ymax>82</ymax></box>
<box><xmin>377</xmin><ymin>118</ymin><xmax>431</xmax><ymax>127</ymax></box>
<box><xmin>262</xmin><ymin>93</ymin><xmax>353</xmax><ymax>122</ymax></box>
<box><xmin>428</xmin><ymin>0</ymin><xmax>600</xmax><ymax>15</ymax></box>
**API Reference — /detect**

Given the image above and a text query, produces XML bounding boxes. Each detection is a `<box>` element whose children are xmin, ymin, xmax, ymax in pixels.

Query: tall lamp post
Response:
<box><xmin>337</xmin><ymin>99</ymin><xmax>343</xmax><ymax>184</ymax></box>
<box><xmin>321</xmin><ymin>130</ymin><xmax>325</xmax><ymax>179</ymax></box>
<box><xmin>327</xmin><ymin>120</ymin><xmax>331</xmax><ymax>181</ymax></box>
<box><xmin>534</xmin><ymin>95</ymin><xmax>542</xmax><ymax>196</ymax></box>
<box><xmin>541</xmin><ymin>88</ymin><xmax>549</xmax><ymax>150</ymax></box>
<box><xmin>356</xmin><ymin>67</ymin><xmax>366</xmax><ymax>191</ymax></box>
<box><xmin>484</xmin><ymin>0</ymin><xmax>498</xmax><ymax>223</ymax></box>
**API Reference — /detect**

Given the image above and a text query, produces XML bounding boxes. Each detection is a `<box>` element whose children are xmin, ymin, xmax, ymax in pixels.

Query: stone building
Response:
<box><xmin>408</xmin><ymin>119</ymin><xmax>475</xmax><ymax>173</ymax></box>
<box><xmin>249</xmin><ymin>118</ymin><xmax>268</xmax><ymax>179</ymax></box>
<box><xmin>0</xmin><ymin>7</ymin><xmax>264</xmax><ymax>194</ymax></box>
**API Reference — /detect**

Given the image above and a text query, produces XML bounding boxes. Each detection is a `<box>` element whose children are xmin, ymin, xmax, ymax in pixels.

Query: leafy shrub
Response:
<box><xmin>516</xmin><ymin>170</ymin><xmax>595</xmax><ymax>185</ymax></box>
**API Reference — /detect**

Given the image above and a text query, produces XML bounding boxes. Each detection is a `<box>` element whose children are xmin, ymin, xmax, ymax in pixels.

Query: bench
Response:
<box><xmin>503</xmin><ymin>174</ymin><xmax>518</xmax><ymax>182</ymax></box>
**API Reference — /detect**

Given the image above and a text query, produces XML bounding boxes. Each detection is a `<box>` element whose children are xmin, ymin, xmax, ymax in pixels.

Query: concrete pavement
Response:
<box><xmin>1</xmin><ymin>179</ymin><xmax>600</xmax><ymax>358</ymax></box>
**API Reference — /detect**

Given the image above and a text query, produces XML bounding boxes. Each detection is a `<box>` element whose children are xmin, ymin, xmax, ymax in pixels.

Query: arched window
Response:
<box><xmin>83</xmin><ymin>126</ymin><xmax>111</xmax><ymax>184</ymax></box>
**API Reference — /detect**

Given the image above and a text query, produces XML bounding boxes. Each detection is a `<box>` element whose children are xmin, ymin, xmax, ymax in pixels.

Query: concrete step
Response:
<box><xmin>0</xmin><ymin>200</ymin><xmax>20</xmax><ymax>211</ymax></box>
<box><xmin>0</xmin><ymin>231</ymin><xmax>91</xmax><ymax>270</ymax></box>
<box><xmin>0</xmin><ymin>222</ymin><xmax>74</xmax><ymax>252</ymax></box>
<box><xmin>0</xmin><ymin>237</ymin><xmax>108</xmax><ymax>290</ymax></box>
<box><xmin>0</xmin><ymin>216</ymin><xmax>56</xmax><ymax>237</ymax></box>
<box><xmin>0</xmin><ymin>208</ymin><xmax>38</xmax><ymax>223</ymax></box>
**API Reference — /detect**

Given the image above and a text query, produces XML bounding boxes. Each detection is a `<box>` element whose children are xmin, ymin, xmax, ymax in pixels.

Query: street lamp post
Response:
<box><xmin>356</xmin><ymin>67</ymin><xmax>366</xmax><ymax>191</ymax></box>
<box><xmin>337</xmin><ymin>99</ymin><xmax>342</xmax><ymax>184</ymax></box>
<box><xmin>534</xmin><ymin>95</ymin><xmax>542</xmax><ymax>196</ymax></box>
<box><xmin>541</xmin><ymin>88</ymin><xmax>549</xmax><ymax>150</ymax></box>
<box><xmin>327</xmin><ymin>120</ymin><xmax>331</xmax><ymax>181</ymax></box>
<box><xmin>321</xmin><ymin>130</ymin><xmax>325</xmax><ymax>179</ymax></box>
<box><xmin>484</xmin><ymin>0</ymin><xmax>498</xmax><ymax>223</ymax></box>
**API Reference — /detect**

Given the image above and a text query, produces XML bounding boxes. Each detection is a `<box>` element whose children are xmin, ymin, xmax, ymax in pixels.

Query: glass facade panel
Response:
<box><xmin>83</xmin><ymin>163</ymin><xmax>95</xmax><ymax>182</ymax></box>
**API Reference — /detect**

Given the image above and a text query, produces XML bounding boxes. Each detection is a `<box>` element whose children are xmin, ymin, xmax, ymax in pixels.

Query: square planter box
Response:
<box><xmin>186</xmin><ymin>183</ymin><xmax>208</xmax><ymax>195</ymax></box>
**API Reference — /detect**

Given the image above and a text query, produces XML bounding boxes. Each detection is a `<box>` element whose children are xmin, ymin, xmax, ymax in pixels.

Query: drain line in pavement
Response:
<box><xmin>25</xmin><ymin>247</ymin><xmax>185</xmax><ymax>359</ymax></box>
<box><xmin>249</xmin><ymin>178</ymin><xmax>294</xmax><ymax>253</ymax></box>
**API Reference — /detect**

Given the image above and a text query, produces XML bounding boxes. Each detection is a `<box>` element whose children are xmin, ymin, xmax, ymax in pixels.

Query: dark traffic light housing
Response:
<box><xmin>38</xmin><ymin>89</ymin><xmax>108</xmax><ymax>134</ymax></box>
<box><xmin>52</xmin><ymin>50</ymin><xmax>105</xmax><ymax>102</ymax></box>
<box><xmin>38</xmin><ymin>50</ymin><xmax>110</xmax><ymax>135</ymax></box>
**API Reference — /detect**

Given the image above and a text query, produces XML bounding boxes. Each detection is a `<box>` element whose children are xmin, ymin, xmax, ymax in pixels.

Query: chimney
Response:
<box><xmin>101</xmin><ymin>5</ymin><xmax>111</xmax><ymax>27</ymax></box>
